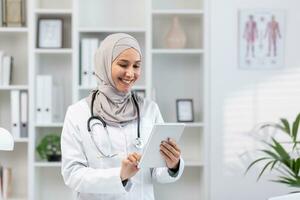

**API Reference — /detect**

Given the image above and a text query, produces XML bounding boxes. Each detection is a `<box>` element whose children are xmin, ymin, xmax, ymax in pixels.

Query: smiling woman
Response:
<box><xmin>111</xmin><ymin>48</ymin><xmax>141</xmax><ymax>93</ymax></box>
<box><xmin>60</xmin><ymin>33</ymin><xmax>185</xmax><ymax>200</ymax></box>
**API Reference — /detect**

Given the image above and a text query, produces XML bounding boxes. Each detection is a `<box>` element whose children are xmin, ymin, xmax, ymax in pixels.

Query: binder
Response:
<box><xmin>81</xmin><ymin>39</ymin><xmax>90</xmax><ymax>87</ymax></box>
<box><xmin>43</xmin><ymin>75</ymin><xmax>53</xmax><ymax>123</ymax></box>
<box><xmin>0</xmin><ymin>165</ymin><xmax>3</xmax><ymax>198</ymax></box>
<box><xmin>20</xmin><ymin>90</ymin><xmax>28</xmax><ymax>138</ymax></box>
<box><xmin>2</xmin><ymin>0</ymin><xmax>6</xmax><ymax>26</ymax></box>
<box><xmin>89</xmin><ymin>38</ymin><xmax>99</xmax><ymax>87</ymax></box>
<box><xmin>52</xmin><ymin>83</ymin><xmax>64</xmax><ymax>122</ymax></box>
<box><xmin>10</xmin><ymin>90</ymin><xmax>20</xmax><ymax>138</ymax></box>
<box><xmin>2</xmin><ymin>56</ymin><xmax>12</xmax><ymax>86</ymax></box>
<box><xmin>36</xmin><ymin>75</ymin><xmax>44</xmax><ymax>124</ymax></box>
<box><xmin>0</xmin><ymin>51</ymin><xmax>4</xmax><ymax>85</ymax></box>
<box><xmin>0</xmin><ymin>0</ymin><xmax>2</xmax><ymax>27</ymax></box>
<box><xmin>36</xmin><ymin>75</ymin><xmax>53</xmax><ymax>124</ymax></box>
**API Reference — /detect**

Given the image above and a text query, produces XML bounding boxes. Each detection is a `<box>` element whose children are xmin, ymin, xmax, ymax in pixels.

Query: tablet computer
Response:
<box><xmin>138</xmin><ymin>123</ymin><xmax>185</xmax><ymax>168</ymax></box>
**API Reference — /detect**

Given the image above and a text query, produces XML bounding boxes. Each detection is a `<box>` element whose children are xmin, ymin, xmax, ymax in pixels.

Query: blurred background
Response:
<box><xmin>0</xmin><ymin>0</ymin><xmax>299</xmax><ymax>200</ymax></box>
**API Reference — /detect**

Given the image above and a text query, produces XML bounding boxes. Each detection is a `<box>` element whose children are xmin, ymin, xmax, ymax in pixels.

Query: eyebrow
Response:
<box><xmin>118</xmin><ymin>59</ymin><xmax>141</xmax><ymax>63</ymax></box>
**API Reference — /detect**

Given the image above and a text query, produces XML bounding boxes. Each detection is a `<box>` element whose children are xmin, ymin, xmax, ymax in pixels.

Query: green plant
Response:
<box><xmin>36</xmin><ymin>134</ymin><xmax>61</xmax><ymax>161</ymax></box>
<box><xmin>246</xmin><ymin>113</ymin><xmax>300</xmax><ymax>189</ymax></box>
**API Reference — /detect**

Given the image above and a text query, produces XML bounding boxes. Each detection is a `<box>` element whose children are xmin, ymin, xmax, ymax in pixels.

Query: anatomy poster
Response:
<box><xmin>239</xmin><ymin>10</ymin><xmax>285</xmax><ymax>69</ymax></box>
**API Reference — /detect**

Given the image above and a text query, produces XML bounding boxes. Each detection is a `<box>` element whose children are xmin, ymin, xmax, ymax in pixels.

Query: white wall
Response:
<box><xmin>209</xmin><ymin>0</ymin><xmax>300</xmax><ymax>199</ymax></box>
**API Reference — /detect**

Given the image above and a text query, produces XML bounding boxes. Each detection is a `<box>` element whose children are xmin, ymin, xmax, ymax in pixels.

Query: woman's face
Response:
<box><xmin>111</xmin><ymin>48</ymin><xmax>141</xmax><ymax>93</ymax></box>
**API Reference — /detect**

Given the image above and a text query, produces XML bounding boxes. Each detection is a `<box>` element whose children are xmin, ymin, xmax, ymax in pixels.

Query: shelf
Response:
<box><xmin>185</xmin><ymin>160</ymin><xmax>204</xmax><ymax>167</ymax></box>
<box><xmin>35</xmin><ymin>9</ymin><xmax>72</xmax><ymax>15</ymax></box>
<box><xmin>0</xmin><ymin>27</ymin><xmax>28</xmax><ymax>33</ymax></box>
<box><xmin>152</xmin><ymin>9</ymin><xmax>204</xmax><ymax>15</ymax></box>
<box><xmin>78</xmin><ymin>85</ymin><xmax>146</xmax><ymax>91</ymax></box>
<box><xmin>78</xmin><ymin>27</ymin><xmax>146</xmax><ymax>33</ymax></box>
<box><xmin>152</xmin><ymin>49</ymin><xmax>204</xmax><ymax>54</ymax></box>
<box><xmin>0</xmin><ymin>85</ymin><xmax>28</xmax><ymax>90</ymax></box>
<box><xmin>7</xmin><ymin>197</ymin><xmax>27</xmax><ymax>200</ymax></box>
<box><xmin>14</xmin><ymin>138</ymin><xmax>29</xmax><ymax>143</ymax></box>
<box><xmin>35</xmin><ymin>123</ymin><xmax>64</xmax><ymax>127</ymax></box>
<box><xmin>34</xmin><ymin>162</ymin><xmax>61</xmax><ymax>167</ymax></box>
<box><xmin>185</xmin><ymin>122</ymin><xmax>204</xmax><ymax>127</ymax></box>
<box><xmin>164</xmin><ymin>122</ymin><xmax>204</xmax><ymax>127</ymax></box>
<box><xmin>34</xmin><ymin>48</ymin><xmax>73</xmax><ymax>54</ymax></box>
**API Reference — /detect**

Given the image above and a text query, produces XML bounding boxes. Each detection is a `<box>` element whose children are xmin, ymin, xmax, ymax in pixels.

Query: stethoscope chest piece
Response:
<box><xmin>133</xmin><ymin>137</ymin><xmax>144</xmax><ymax>149</ymax></box>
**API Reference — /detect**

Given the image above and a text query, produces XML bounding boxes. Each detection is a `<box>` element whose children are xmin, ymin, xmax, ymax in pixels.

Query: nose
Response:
<box><xmin>124</xmin><ymin>66</ymin><xmax>134</xmax><ymax>78</ymax></box>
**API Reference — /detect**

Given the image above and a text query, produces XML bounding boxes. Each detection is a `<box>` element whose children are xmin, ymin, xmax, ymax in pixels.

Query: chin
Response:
<box><xmin>117</xmin><ymin>86</ymin><xmax>131</xmax><ymax>93</ymax></box>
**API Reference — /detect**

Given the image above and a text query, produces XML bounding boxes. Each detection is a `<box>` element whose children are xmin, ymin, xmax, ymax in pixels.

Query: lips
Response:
<box><xmin>119</xmin><ymin>78</ymin><xmax>133</xmax><ymax>86</ymax></box>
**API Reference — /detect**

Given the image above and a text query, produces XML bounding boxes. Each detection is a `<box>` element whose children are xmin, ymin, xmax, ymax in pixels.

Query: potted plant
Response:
<box><xmin>246</xmin><ymin>113</ymin><xmax>300</xmax><ymax>191</ymax></box>
<box><xmin>36</xmin><ymin>134</ymin><xmax>61</xmax><ymax>162</ymax></box>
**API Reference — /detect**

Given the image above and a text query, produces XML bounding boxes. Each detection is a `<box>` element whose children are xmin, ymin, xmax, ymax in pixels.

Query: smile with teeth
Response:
<box><xmin>119</xmin><ymin>78</ymin><xmax>133</xmax><ymax>85</ymax></box>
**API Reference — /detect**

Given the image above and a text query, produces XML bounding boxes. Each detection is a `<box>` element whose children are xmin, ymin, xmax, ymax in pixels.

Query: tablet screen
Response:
<box><xmin>138</xmin><ymin>123</ymin><xmax>185</xmax><ymax>168</ymax></box>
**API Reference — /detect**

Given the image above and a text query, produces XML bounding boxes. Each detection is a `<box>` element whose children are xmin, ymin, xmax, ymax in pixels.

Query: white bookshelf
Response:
<box><xmin>0</xmin><ymin>0</ymin><xmax>30</xmax><ymax>198</ymax></box>
<box><xmin>0</xmin><ymin>0</ymin><xmax>209</xmax><ymax>199</ymax></box>
<box><xmin>29</xmin><ymin>0</ymin><xmax>73</xmax><ymax>200</ymax></box>
<box><xmin>151</xmin><ymin>0</ymin><xmax>208</xmax><ymax>200</ymax></box>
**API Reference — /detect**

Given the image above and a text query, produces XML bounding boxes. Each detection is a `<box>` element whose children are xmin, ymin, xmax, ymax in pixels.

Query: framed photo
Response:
<box><xmin>238</xmin><ymin>9</ymin><xmax>285</xmax><ymax>69</ymax></box>
<box><xmin>176</xmin><ymin>99</ymin><xmax>194</xmax><ymax>122</ymax></box>
<box><xmin>134</xmin><ymin>89</ymin><xmax>146</xmax><ymax>99</ymax></box>
<box><xmin>38</xmin><ymin>18</ymin><xmax>63</xmax><ymax>48</ymax></box>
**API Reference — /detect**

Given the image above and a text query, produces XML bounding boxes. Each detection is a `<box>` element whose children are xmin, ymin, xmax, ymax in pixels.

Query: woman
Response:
<box><xmin>61</xmin><ymin>33</ymin><xmax>184</xmax><ymax>200</ymax></box>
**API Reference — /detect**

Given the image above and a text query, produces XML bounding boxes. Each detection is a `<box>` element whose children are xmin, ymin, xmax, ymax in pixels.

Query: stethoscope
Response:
<box><xmin>87</xmin><ymin>90</ymin><xmax>143</xmax><ymax>158</ymax></box>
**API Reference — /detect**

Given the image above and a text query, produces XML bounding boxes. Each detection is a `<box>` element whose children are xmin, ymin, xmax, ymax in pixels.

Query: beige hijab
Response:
<box><xmin>86</xmin><ymin>33</ymin><xmax>144</xmax><ymax>127</ymax></box>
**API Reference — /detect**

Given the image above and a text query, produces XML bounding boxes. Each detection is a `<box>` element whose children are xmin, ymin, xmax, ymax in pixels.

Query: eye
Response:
<box><xmin>134</xmin><ymin>64</ymin><xmax>140</xmax><ymax>69</ymax></box>
<box><xmin>118</xmin><ymin>63</ymin><xmax>127</xmax><ymax>68</ymax></box>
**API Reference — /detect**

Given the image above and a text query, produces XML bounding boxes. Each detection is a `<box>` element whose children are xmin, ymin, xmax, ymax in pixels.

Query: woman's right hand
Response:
<box><xmin>120</xmin><ymin>152</ymin><xmax>141</xmax><ymax>181</ymax></box>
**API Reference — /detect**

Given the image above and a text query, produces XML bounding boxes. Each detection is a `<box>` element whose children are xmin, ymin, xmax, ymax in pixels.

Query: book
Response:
<box><xmin>80</xmin><ymin>38</ymin><xmax>90</xmax><ymax>87</ymax></box>
<box><xmin>89</xmin><ymin>38</ymin><xmax>99</xmax><ymax>87</ymax></box>
<box><xmin>0</xmin><ymin>51</ymin><xmax>4</xmax><ymax>85</ymax></box>
<box><xmin>0</xmin><ymin>0</ymin><xmax>3</xmax><ymax>27</ymax></box>
<box><xmin>2</xmin><ymin>167</ymin><xmax>12</xmax><ymax>199</ymax></box>
<box><xmin>2</xmin><ymin>55</ymin><xmax>12</xmax><ymax>85</ymax></box>
<box><xmin>2</xmin><ymin>0</ymin><xmax>7</xmax><ymax>26</ymax></box>
<box><xmin>6</xmin><ymin>0</ymin><xmax>22</xmax><ymax>27</ymax></box>
<box><xmin>0</xmin><ymin>165</ymin><xmax>3</xmax><ymax>198</ymax></box>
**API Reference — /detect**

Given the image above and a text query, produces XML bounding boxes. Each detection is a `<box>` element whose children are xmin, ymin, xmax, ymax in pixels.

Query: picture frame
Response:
<box><xmin>238</xmin><ymin>9</ymin><xmax>285</xmax><ymax>69</ymax></box>
<box><xmin>176</xmin><ymin>99</ymin><xmax>194</xmax><ymax>122</ymax></box>
<box><xmin>133</xmin><ymin>89</ymin><xmax>146</xmax><ymax>99</ymax></box>
<box><xmin>38</xmin><ymin>18</ymin><xmax>63</xmax><ymax>48</ymax></box>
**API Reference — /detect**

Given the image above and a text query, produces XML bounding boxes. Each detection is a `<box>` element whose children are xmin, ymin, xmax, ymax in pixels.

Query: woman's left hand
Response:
<box><xmin>160</xmin><ymin>138</ymin><xmax>181</xmax><ymax>169</ymax></box>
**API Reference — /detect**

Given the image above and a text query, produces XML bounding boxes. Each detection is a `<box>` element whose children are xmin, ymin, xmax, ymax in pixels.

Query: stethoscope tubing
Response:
<box><xmin>87</xmin><ymin>90</ymin><xmax>142</xmax><ymax>157</ymax></box>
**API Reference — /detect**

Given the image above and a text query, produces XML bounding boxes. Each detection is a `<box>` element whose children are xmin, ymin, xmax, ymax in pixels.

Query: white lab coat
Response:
<box><xmin>61</xmin><ymin>99</ymin><xmax>184</xmax><ymax>200</ymax></box>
